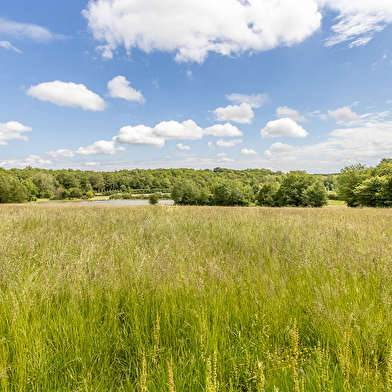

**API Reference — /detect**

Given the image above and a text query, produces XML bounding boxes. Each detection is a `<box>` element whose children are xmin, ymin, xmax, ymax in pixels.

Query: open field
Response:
<box><xmin>1</xmin><ymin>204</ymin><xmax>392</xmax><ymax>391</ymax></box>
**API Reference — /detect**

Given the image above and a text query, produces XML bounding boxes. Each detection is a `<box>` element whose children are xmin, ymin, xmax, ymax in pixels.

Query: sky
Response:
<box><xmin>1</xmin><ymin>0</ymin><xmax>392</xmax><ymax>173</ymax></box>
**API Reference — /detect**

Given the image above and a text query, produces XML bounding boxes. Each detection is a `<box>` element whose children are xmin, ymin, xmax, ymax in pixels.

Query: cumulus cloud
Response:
<box><xmin>107</xmin><ymin>75</ymin><xmax>145</xmax><ymax>103</ymax></box>
<box><xmin>76</xmin><ymin>140</ymin><xmax>125</xmax><ymax>155</ymax></box>
<box><xmin>204</xmin><ymin>123</ymin><xmax>243</xmax><ymax>137</ymax></box>
<box><xmin>113</xmin><ymin>120</ymin><xmax>206</xmax><ymax>147</ymax></box>
<box><xmin>319</xmin><ymin>0</ymin><xmax>392</xmax><ymax>48</ymax></box>
<box><xmin>241</xmin><ymin>148</ymin><xmax>258</xmax><ymax>155</ymax></box>
<box><xmin>217</xmin><ymin>153</ymin><xmax>227</xmax><ymax>156</ymax></box>
<box><xmin>27</xmin><ymin>81</ymin><xmax>107</xmax><ymax>111</ymax></box>
<box><xmin>47</xmin><ymin>149</ymin><xmax>75</xmax><ymax>158</ymax></box>
<box><xmin>328</xmin><ymin>106</ymin><xmax>361</xmax><ymax>122</ymax></box>
<box><xmin>213</xmin><ymin>103</ymin><xmax>254</xmax><ymax>124</ymax></box>
<box><xmin>276</xmin><ymin>106</ymin><xmax>308</xmax><ymax>122</ymax></box>
<box><xmin>0</xmin><ymin>121</ymin><xmax>32</xmax><ymax>145</ymax></box>
<box><xmin>226</xmin><ymin>93</ymin><xmax>270</xmax><ymax>108</ymax></box>
<box><xmin>0</xmin><ymin>17</ymin><xmax>63</xmax><ymax>42</ymax></box>
<box><xmin>0</xmin><ymin>40</ymin><xmax>21</xmax><ymax>53</ymax></box>
<box><xmin>83</xmin><ymin>0</ymin><xmax>322</xmax><ymax>62</ymax></box>
<box><xmin>114</xmin><ymin>119</ymin><xmax>245</xmax><ymax>148</ymax></box>
<box><xmin>176</xmin><ymin>143</ymin><xmax>191</xmax><ymax>150</ymax></box>
<box><xmin>261</xmin><ymin>118</ymin><xmax>308</xmax><ymax>138</ymax></box>
<box><xmin>221</xmin><ymin>157</ymin><xmax>235</xmax><ymax>162</ymax></box>
<box><xmin>154</xmin><ymin>120</ymin><xmax>204</xmax><ymax>140</ymax></box>
<box><xmin>114</xmin><ymin>125</ymin><xmax>165</xmax><ymax>147</ymax></box>
<box><xmin>85</xmin><ymin>162</ymin><xmax>101</xmax><ymax>166</ymax></box>
<box><xmin>216</xmin><ymin>139</ymin><xmax>242</xmax><ymax>147</ymax></box>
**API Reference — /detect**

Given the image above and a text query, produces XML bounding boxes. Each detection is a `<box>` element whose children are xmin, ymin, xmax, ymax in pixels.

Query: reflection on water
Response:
<box><xmin>36</xmin><ymin>200</ymin><xmax>175</xmax><ymax>206</ymax></box>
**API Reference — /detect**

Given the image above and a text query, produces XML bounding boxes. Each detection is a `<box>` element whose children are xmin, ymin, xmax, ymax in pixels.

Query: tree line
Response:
<box><xmin>0</xmin><ymin>165</ymin><xmax>338</xmax><ymax>206</ymax></box>
<box><xmin>7</xmin><ymin>159</ymin><xmax>392</xmax><ymax>207</ymax></box>
<box><xmin>337</xmin><ymin>158</ymin><xmax>392</xmax><ymax>207</ymax></box>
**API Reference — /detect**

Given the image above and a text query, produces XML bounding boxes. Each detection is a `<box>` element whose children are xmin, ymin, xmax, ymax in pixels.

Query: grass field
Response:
<box><xmin>0</xmin><ymin>204</ymin><xmax>392</xmax><ymax>391</ymax></box>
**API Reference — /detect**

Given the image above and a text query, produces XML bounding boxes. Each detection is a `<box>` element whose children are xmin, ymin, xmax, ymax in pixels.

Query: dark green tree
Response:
<box><xmin>256</xmin><ymin>182</ymin><xmax>280</xmax><ymax>206</ymax></box>
<box><xmin>337</xmin><ymin>164</ymin><xmax>369</xmax><ymax>207</ymax></box>
<box><xmin>302</xmin><ymin>181</ymin><xmax>328</xmax><ymax>207</ymax></box>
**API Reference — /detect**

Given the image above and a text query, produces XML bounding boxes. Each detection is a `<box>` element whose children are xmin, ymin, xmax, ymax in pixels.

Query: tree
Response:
<box><xmin>44</xmin><ymin>189</ymin><xmax>54</xmax><ymax>199</ymax></box>
<box><xmin>69</xmin><ymin>187</ymin><xmax>82</xmax><ymax>199</ymax></box>
<box><xmin>212</xmin><ymin>180</ymin><xmax>247</xmax><ymax>206</ymax></box>
<box><xmin>276</xmin><ymin>171</ymin><xmax>315</xmax><ymax>207</ymax></box>
<box><xmin>21</xmin><ymin>179</ymin><xmax>39</xmax><ymax>201</ymax></box>
<box><xmin>171</xmin><ymin>179</ymin><xmax>209</xmax><ymax>205</ymax></box>
<box><xmin>90</xmin><ymin>173</ymin><xmax>105</xmax><ymax>192</ymax></box>
<box><xmin>32</xmin><ymin>172</ymin><xmax>54</xmax><ymax>197</ymax></box>
<box><xmin>337</xmin><ymin>164</ymin><xmax>369</xmax><ymax>207</ymax></box>
<box><xmin>0</xmin><ymin>176</ymin><xmax>29</xmax><ymax>203</ymax></box>
<box><xmin>256</xmin><ymin>182</ymin><xmax>280</xmax><ymax>206</ymax></box>
<box><xmin>302</xmin><ymin>181</ymin><xmax>328</xmax><ymax>207</ymax></box>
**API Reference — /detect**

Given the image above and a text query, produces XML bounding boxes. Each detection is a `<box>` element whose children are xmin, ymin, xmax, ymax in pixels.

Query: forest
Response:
<box><xmin>0</xmin><ymin>158</ymin><xmax>391</xmax><ymax>207</ymax></box>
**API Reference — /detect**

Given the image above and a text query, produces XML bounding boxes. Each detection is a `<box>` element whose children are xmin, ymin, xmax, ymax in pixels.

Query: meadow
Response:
<box><xmin>0</xmin><ymin>204</ymin><xmax>392</xmax><ymax>391</ymax></box>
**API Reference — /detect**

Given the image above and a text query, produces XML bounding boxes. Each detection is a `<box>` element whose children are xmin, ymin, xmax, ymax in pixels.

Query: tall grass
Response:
<box><xmin>0</xmin><ymin>204</ymin><xmax>392</xmax><ymax>390</ymax></box>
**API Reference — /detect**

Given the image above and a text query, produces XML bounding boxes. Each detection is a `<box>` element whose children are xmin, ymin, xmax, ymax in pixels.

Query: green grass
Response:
<box><xmin>0</xmin><ymin>204</ymin><xmax>392</xmax><ymax>391</ymax></box>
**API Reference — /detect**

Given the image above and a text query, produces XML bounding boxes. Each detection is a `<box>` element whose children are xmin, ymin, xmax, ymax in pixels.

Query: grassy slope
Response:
<box><xmin>0</xmin><ymin>204</ymin><xmax>392</xmax><ymax>391</ymax></box>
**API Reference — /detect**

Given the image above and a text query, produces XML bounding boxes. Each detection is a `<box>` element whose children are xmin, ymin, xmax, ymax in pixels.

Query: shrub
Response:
<box><xmin>149</xmin><ymin>193</ymin><xmax>159</xmax><ymax>205</ymax></box>
<box><xmin>109</xmin><ymin>193</ymin><xmax>124</xmax><ymax>200</ymax></box>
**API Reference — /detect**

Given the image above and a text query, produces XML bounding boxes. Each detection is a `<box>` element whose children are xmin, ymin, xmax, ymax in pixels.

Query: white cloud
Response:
<box><xmin>221</xmin><ymin>157</ymin><xmax>235</xmax><ymax>162</ymax></box>
<box><xmin>276</xmin><ymin>106</ymin><xmax>308</xmax><ymax>122</ymax></box>
<box><xmin>262</xmin><ymin>119</ymin><xmax>392</xmax><ymax>172</ymax></box>
<box><xmin>107</xmin><ymin>75</ymin><xmax>145</xmax><ymax>103</ymax></box>
<box><xmin>0</xmin><ymin>17</ymin><xmax>63</xmax><ymax>42</ymax></box>
<box><xmin>204</xmin><ymin>123</ymin><xmax>243</xmax><ymax>137</ymax></box>
<box><xmin>176</xmin><ymin>143</ymin><xmax>191</xmax><ymax>150</ymax></box>
<box><xmin>154</xmin><ymin>120</ymin><xmax>204</xmax><ymax>140</ymax></box>
<box><xmin>261</xmin><ymin>118</ymin><xmax>308</xmax><ymax>138</ymax></box>
<box><xmin>217</xmin><ymin>153</ymin><xmax>227</xmax><ymax>156</ymax></box>
<box><xmin>83</xmin><ymin>0</ymin><xmax>322</xmax><ymax>63</ymax></box>
<box><xmin>114</xmin><ymin>120</ymin><xmax>206</xmax><ymax>147</ymax></box>
<box><xmin>267</xmin><ymin>142</ymin><xmax>295</xmax><ymax>152</ymax></box>
<box><xmin>0</xmin><ymin>40</ymin><xmax>21</xmax><ymax>53</ymax></box>
<box><xmin>208</xmin><ymin>142</ymin><xmax>214</xmax><ymax>148</ymax></box>
<box><xmin>27</xmin><ymin>81</ymin><xmax>107</xmax><ymax>111</ymax></box>
<box><xmin>47</xmin><ymin>149</ymin><xmax>75</xmax><ymax>158</ymax></box>
<box><xmin>26</xmin><ymin>155</ymin><xmax>52</xmax><ymax>165</ymax></box>
<box><xmin>0</xmin><ymin>121</ymin><xmax>31</xmax><ymax>145</ymax></box>
<box><xmin>85</xmin><ymin>162</ymin><xmax>101</xmax><ymax>166</ymax></box>
<box><xmin>319</xmin><ymin>0</ymin><xmax>392</xmax><ymax>48</ymax></box>
<box><xmin>76</xmin><ymin>140</ymin><xmax>125</xmax><ymax>155</ymax></box>
<box><xmin>216</xmin><ymin>138</ymin><xmax>242</xmax><ymax>147</ymax></box>
<box><xmin>213</xmin><ymin>103</ymin><xmax>254</xmax><ymax>124</ymax></box>
<box><xmin>328</xmin><ymin>106</ymin><xmax>361</xmax><ymax>122</ymax></box>
<box><xmin>114</xmin><ymin>125</ymin><xmax>165</xmax><ymax>147</ymax></box>
<box><xmin>226</xmin><ymin>93</ymin><xmax>270</xmax><ymax>108</ymax></box>
<box><xmin>241</xmin><ymin>148</ymin><xmax>258</xmax><ymax>155</ymax></box>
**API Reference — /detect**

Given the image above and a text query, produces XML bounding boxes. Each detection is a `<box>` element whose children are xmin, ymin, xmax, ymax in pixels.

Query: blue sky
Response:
<box><xmin>1</xmin><ymin>0</ymin><xmax>392</xmax><ymax>173</ymax></box>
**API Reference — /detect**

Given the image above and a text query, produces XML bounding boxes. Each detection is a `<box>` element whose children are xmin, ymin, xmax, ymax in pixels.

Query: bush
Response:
<box><xmin>85</xmin><ymin>191</ymin><xmax>94</xmax><ymax>199</ymax></box>
<box><xmin>149</xmin><ymin>193</ymin><xmax>159</xmax><ymax>205</ymax></box>
<box><xmin>69</xmin><ymin>187</ymin><xmax>82</xmax><ymax>199</ymax></box>
<box><xmin>109</xmin><ymin>193</ymin><xmax>124</xmax><ymax>200</ymax></box>
<box><xmin>44</xmin><ymin>189</ymin><xmax>54</xmax><ymax>199</ymax></box>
